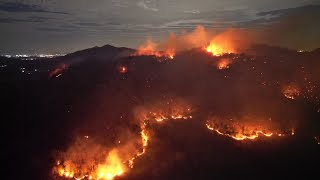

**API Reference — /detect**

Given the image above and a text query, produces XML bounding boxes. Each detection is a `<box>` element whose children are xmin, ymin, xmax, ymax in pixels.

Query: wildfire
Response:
<box><xmin>95</xmin><ymin>150</ymin><xmax>125</xmax><ymax>180</ymax></box>
<box><xmin>205</xmin><ymin>41</ymin><xmax>235</xmax><ymax>56</ymax></box>
<box><xmin>206</xmin><ymin>123</ymin><xmax>274</xmax><ymax>140</ymax></box>
<box><xmin>128</xmin><ymin>123</ymin><xmax>149</xmax><ymax>168</ymax></box>
<box><xmin>206</xmin><ymin>116</ymin><xmax>295</xmax><ymax>141</ymax></box>
<box><xmin>145</xmin><ymin>111</ymin><xmax>192</xmax><ymax>123</ymax></box>
<box><xmin>127</xmin><ymin>99</ymin><xmax>193</xmax><ymax>168</ymax></box>
<box><xmin>282</xmin><ymin>85</ymin><xmax>300</xmax><ymax>100</ymax></box>
<box><xmin>53</xmin><ymin>147</ymin><xmax>126</xmax><ymax>180</ymax></box>
<box><xmin>165</xmin><ymin>48</ymin><xmax>175</xmax><ymax>59</ymax></box>
<box><xmin>133</xmin><ymin>40</ymin><xmax>174</xmax><ymax>59</ymax></box>
<box><xmin>53</xmin><ymin>127</ymin><xmax>150</xmax><ymax>180</ymax></box>
<box><xmin>53</xmin><ymin>99</ymin><xmax>193</xmax><ymax>180</ymax></box>
<box><xmin>217</xmin><ymin>58</ymin><xmax>231</xmax><ymax>70</ymax></box>
<box><xmin>135</xmin><ymin>99</ymin><xmax>192</xmax><ymax>123</ymax></box>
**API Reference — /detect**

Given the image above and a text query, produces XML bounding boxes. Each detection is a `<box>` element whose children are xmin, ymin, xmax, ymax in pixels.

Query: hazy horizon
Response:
<box><xmin>1</xmin><ymin>0</ymin><xmax>320</xmax><ymax>54</ymax></box>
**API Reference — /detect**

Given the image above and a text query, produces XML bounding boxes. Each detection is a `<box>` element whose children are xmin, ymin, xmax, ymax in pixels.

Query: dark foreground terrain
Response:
<box><xmin>4</xmin><ymin>45</ymin><xmax>320</xmax><ymax>180</ymax></box>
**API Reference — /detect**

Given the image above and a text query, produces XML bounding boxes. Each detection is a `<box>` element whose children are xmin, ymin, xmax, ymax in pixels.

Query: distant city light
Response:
<box><xmin>1</xmin><ymin>54</ymin><xmax>65</xmax><ymax>60</ymax></box>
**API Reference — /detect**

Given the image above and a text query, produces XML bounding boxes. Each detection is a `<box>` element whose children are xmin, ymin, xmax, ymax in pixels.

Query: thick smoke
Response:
<box><xmin>137</xmin><ymin>26</ymin><xmax>251</xmax><ymax>55</ymax></box>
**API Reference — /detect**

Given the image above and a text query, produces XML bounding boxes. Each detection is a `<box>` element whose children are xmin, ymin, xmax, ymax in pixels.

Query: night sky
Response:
<box><xmin>0</xmin><ymin>0</ymin><xmax>319</xmax><ymax>54</ymax></box>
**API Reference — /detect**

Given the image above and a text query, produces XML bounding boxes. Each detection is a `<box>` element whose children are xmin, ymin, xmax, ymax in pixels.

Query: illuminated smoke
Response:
<box><xmin>133</xmin><ymin>26</ymin><xmax>256</xmax><ymax>59</ymax></box>
<box><xmin>205</xmin><ymin>30</ymin><xmax>240</xmax><ymax>56</ymax></box>
<box><xmin>134</xmin><ymin>10</ymin><xmax>320</xmax><ymax>58</ymax></box>
<box><xmin>133</xmin><ymin>39</ymin><xmax>174</xmax><ymax>59</ymax></box>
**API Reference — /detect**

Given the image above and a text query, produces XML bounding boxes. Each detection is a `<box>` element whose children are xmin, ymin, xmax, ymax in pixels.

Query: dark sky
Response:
<box><xmin>0</xmin><ymin>0</ymin><xmax>319</xmax><ymax>54</ymax></box>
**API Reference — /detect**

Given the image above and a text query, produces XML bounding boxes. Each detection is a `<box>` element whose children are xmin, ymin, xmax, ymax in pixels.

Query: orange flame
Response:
<box><xmin>133</xmin><ymin>39</ymin><xmax>174</xmax><ymax>59</ymax></box>
<box><xmin>206</xmin><ymin>116</ymin><xmax>295</xmax><ymax>141</ymax></box>
<box><xmin>206</xmin><ymin>123</ymin><xmax>275</xmax><ymax>140</ymax></box>
<box><xmin>135</xmin><ymin>99</ymin><xmax>192</xmax><ymax>123</ymax></box>
<box><xmin>217</xmin><ymin>58</ymin><xmax>231</xmax><ymax>70</ymax></box>
<box><xmin>54</xmin><ymin>148</ymin><xmax>126</xmax><ymax>180</ymax></box>
<box><xmin>53</xmin><ymin>129</ymin><xmax>149</xmax><ymax>180</ymax></box>
<box><xmin>205</xmin><ymin>41</ymin><xmax>235</xmax><ymax>56</ymax></box>
<box><xmin>204</xmin><ymin>29</ymin><xmax>242</xmax><ymax>56</ymax></box>
<box><xmin>53</xmin><ymin>99</ymin><xmax>193</xmax><ymax>180</ymax></box>
<box><xmin>128</xmin><ymin>99</ymin><xmax>192</xmax><ymax>168</ymax></box>
<box><xmin>128</xmin><ymin>123</ymin><xmax>149</xmax><ymax>168</ymax></box>
<box><xmin>95</xmin><ymin>150</ymin><xmax>125</xmax><ymax>180</ymax></box>
<box><xmin>166</xmin><ymin>48</ymin><xmax>175</xmax><ymax>59</ymax></box>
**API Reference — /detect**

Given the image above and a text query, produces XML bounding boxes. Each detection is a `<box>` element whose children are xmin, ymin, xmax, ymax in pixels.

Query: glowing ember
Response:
<box><xmin>206</xmin><ymin>116</ymin><xmax>295</xmax><ymax>141</ymax></box>
<box><xmin>282</xmin><ymin>85</ymin><xmax>300</xmax><ymax>100</ymax></box>
<box><xmin>217</xmin><ymin>58</ymin><xmax>231</xmax><ymax>70</ymax></box>
<box><xmin>166</xmin><ymin>48</ymin><xmax>175</xmax><ymax>59</ymax></box>
<box><xmin>315</xmin><ymin>136</ymin><xmax>320</xmax><ymax>145</ymax></box>
<box><xmin>118</xmin><ymin>66</ymin><xmax>128</xmax><ymax>74</ymax></box>
<box><xmin>49</xmin><ymin>63</ymin><xmax>69</xmax><ymax>78</ymax></box>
